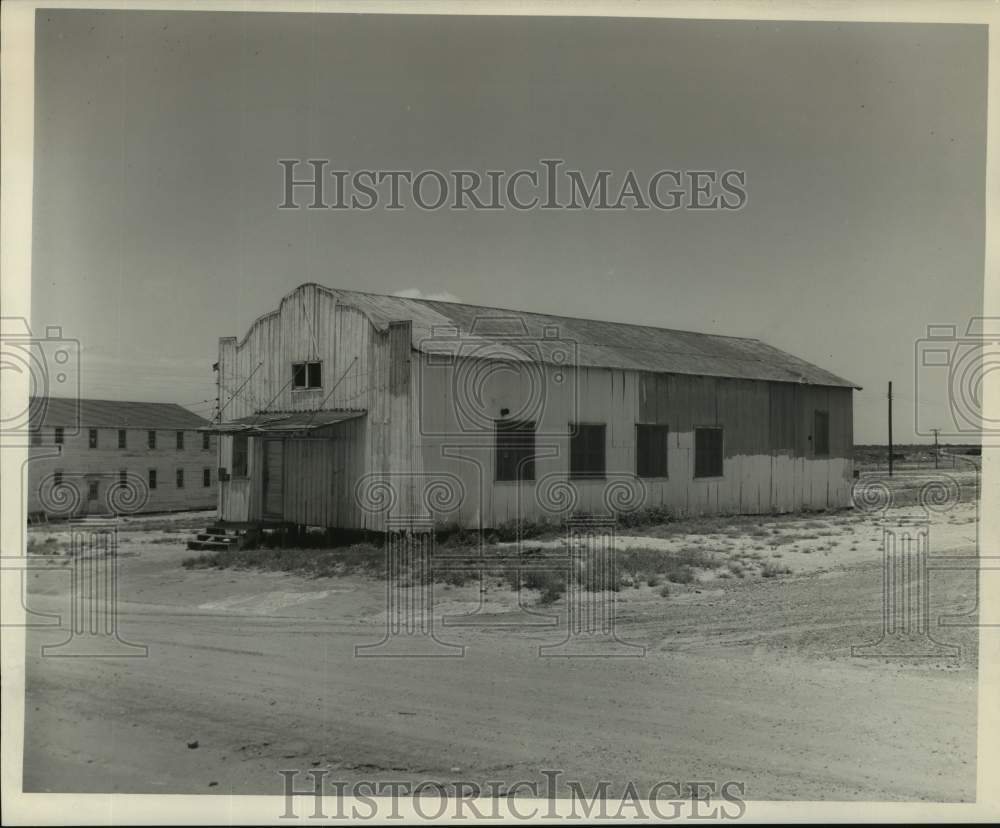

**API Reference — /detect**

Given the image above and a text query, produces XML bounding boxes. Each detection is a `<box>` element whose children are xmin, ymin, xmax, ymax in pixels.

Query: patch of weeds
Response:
<box><xmin>436</xmin><ymin>527</ymin><xmax>482</xmax><ymax>550</ymax></box>
<box><xmin>490</xmin><ymin>518</ymin><xmax>558</xmax><ymax>543</ymax></box>
<box><xmin>616</xmin><ymin>505</ymin><xmax>672</xmax><ymax>530</ymax></box>
<box><xmin>761</xmin><ymin>562</ymin><xmax>792</xmax><ymax>578</ymax></box>
<box><xmin>443</xmin><ymin>569</ymin><xmax>474</xmax><ymax>587</ymax></box>
<box><xmin>658</xmin><ymin>584</ymin><xmax>671</xmax><ymax>598</ymax></box>
<box><xmin>667</xmin><ymin>564</ymin><xmax>696</xmax><ymax>584</ymax></box>
<box><xmin>769</xmin><ymin>533</ymin><xmax>800</xmax><ymax>547</ymax></box>
<box><xmin>616</xmin><ymin>546</ymin><xmax>715</xmax><ymax>587</ymax></box>
<box><xmin>26</xmin><ymin>536</ymin><xmax>61</xmax><ymax>555</ymax></box>
<box><xmin>514</xmin><ymin>568</ymin><xmax>568</xmax><ymax>603</ymax></box>
<box><xmin>182</xmin><ymin>543</ymin><xmax>386</xmax><ymax>579</ymax></box>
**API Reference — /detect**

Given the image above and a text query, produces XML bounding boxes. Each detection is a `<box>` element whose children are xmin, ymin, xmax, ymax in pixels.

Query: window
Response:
<box><xmin>176</xmin><ymin>469</ymin><xmax>185</xmax><ymax>489</ymax></box>
<box><xmin>203</xmin><ymin>468</ymin><xmax>211</xmax><ymax>487</ymax></box>
<box><xmin>118</xmin><ymin>429</ymin><xmax>127</xmax><ymax>449</ymax></box>
<box><xmin>292</xmin><ymin>361</ymin><xmax>322</xmax><ymax>390</ymax></box>
<box><xmin>88</xmin><ymin>429</ymin><xmax>98</xmax><ymax>449</ymax></box>
<box><xmin>31</xmin><ymin>430</ymin><xmax>42</xmax><ymax>446</ymax></box>
<box><xmin>495</xmin><ymin>420</ymin><xmax>536</xmax><ymax>481</ymax></box>
<box><xmin>232</xmin><ymin>435</ymin><xmax>248</xmax><ymax>477</ymax></box>
<box><xmin>814</xmin><ymin>410</ymin><xmax>830</xmax><ymax>457</ymax></box>
<box><xmin>54</xmin><ymin>427</ymin><xmax>64</xmax><ymax>445</ymax></box>
<box><xmin>148</xmin><ymin>469</ymin><xmax>157</xmax><ymax>489</ymax></box>
<box><xmin>694</xmin><ymin>427</ymin><xmax>724</xmax><ymax>478</ymax></box>
<box><xmin>119</xmin><ymin>470</ymin><xmax>127</xmax><ymax>486</ymax></box>
<box><xmin>88</xmin><ymin>481</ymin><xmax>99</xmax><ymax>501</ymax></box>
<box><xmin>202</xmin><ymin>432</ymin><xmax>210</xmax><ymax>450</ymax></box>
<box><xmin>570</xmin><ymin>423</ymin><xmax>606</xmax><ymax>479</ymax></box>
<box><xmin>53</xmin><ymin>471</ymin><xmax>63</xmax><ymax>486</ymax></box>
<box><xmin>148</xmin><ymin>430</ymin><xmax>156</xmax><ymax>449</ymax></box>
<box><xmin>176</xmin><ymin>431</ymin><xmax>185</xmax><ymax>450</ymax></box>
<box><xmin>636</xmin><ymin>424</ymin><xmax>669</xmax><ymax>478</ymax></box>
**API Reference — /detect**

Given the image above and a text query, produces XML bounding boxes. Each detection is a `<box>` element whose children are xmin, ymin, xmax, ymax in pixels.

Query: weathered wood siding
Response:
<box><xmin>414</xmin><ymin>358</ymin><xmax>854</xmax><ymax>528</ymax></box>
<box><xmin>215</xmin><ymin>285</ymin><xmax>411</xmax><ymax>529</ymax></box>
<box><xmin>27</xmin><ymin>428</ymin><xmax>218</xmax><ymax>517</ymax></box>
<box><xmin>214</xmin><ymin>283</ymin><xmax>854</xmax><ymax>530</ymax></box>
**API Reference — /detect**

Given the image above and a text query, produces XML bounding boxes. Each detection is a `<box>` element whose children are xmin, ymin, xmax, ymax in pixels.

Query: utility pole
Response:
<box><xmin>931</xmin><ymin>428</ymin><xmax>940</xmax><ymax>470</ymax></box>
<box><xmin>887</xmin><ymin>381</ymin><xmax>894</xmax><ymax>477</ymax></box>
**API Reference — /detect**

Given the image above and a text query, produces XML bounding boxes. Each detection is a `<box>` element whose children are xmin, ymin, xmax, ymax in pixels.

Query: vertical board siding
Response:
<box><xmin>216</xmin><ymin>286</ymin><xmax>407</xmax><ymax>530</ymax></box>
<box><xmin>417</xmin><ymin>359</ymin><xmax>855</xmax><ymax>529</ymax></box>
<box><xmin>216</xmin><ymin>285</ymin><xmax>854</xmax><ymax>530</ymax></box>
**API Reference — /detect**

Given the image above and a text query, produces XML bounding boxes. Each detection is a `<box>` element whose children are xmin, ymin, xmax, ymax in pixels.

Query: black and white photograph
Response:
<box><xmin>1</xmin><ymin>0</ymin><xmax>997</xmax><ymax>823</ymax></box>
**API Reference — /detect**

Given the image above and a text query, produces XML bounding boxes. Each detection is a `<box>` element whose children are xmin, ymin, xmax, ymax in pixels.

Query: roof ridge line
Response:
<box><xmin>311</xmin><ymin>283</ymin><xmax>765</xmax><ymax>344</ymax></box>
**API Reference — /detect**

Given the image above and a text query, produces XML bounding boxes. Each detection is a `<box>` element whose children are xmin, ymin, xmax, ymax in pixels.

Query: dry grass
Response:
<box><xmin>182</xmin><ymin>543</ymin><xmax>386</xmax><ymax>578</ymax></box>
<box><xmin>26</xmin><ymin>535</ymin><xmax>62</xmax><ymax>555</ymax></box>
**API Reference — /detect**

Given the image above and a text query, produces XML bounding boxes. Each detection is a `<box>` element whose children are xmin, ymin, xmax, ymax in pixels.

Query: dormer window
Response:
<box><xmin>292</xmin><ymin>361</ymin><xmax>322</xmax><ymax>390</ymax></box>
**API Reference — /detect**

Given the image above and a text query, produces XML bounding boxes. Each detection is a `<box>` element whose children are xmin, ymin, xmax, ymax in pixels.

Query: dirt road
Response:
<box><xmin>21</xmin><ymin>509</ymin><xmax>978</xmax><ymax>801</ymax></box>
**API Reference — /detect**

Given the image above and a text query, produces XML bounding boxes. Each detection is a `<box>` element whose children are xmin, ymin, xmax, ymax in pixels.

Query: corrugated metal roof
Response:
<box><xmin>282</xmin><ymin>285</ymin><xmax>859</xmax><ymax>389</ymax></box>
<box><xmin>200</xmin><ymin>409</ymin><xmax>365</xmax><ymax>434</ymax></box>
<box><xmin>29</xmin><ymin>398</ymin><xmax>210</xmax><ymax>430</ymax></box>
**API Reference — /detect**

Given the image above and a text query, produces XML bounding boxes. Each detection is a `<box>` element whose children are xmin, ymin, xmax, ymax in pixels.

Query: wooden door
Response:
<box><xmin>262</xmin><ymin>439</ymin><xmax>284</xmax><ymax>520</ymax></box>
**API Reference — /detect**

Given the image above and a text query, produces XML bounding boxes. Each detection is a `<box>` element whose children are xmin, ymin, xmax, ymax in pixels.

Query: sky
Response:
<box><xmin>30</xmin><ymin>11</ymin><xmax>987</xmax><ymax>442</ymax></box>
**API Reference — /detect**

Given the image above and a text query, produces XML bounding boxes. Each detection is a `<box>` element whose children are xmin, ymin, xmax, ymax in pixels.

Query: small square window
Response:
<box><xmin>176</xmin><ymin>431</ymin><xmax>185</xmax><ymax>450</ymax></box>
<box><xmin>87</xmin><ymin>481</ymin><xmax>99</xmax><ymax>501</ymax></box>
<box><xmin>694</xmin><ymin>427</ymin><xmax>724</xmax><ymax>478</ymax></box>
<box><xmin>118</xmin><ymin>429</ymin><xmax>127</xmax><ymax>449</ymax></box>
<box><xmin>54</xmin><ymin>427</ymin><xmax>64</xmax><ymax>445</ymax></box>
<box><xmin>148</xmin><ymin>430</ymin><xmax>157</xmax><ymax>449</ymax></box>
<box><xmin>203</xmin><ymin>468</ymin><xmax>211</xmax><ymax>487</ymax></box>
<box><xmin>202</xmin><ymin>432</ymin><xmax>210</xmax><ymax>450</ymax></box>
<box><xmin>292</xmin><ymin>361</ymin><xmax>322</xmax><ymax>390</ymax></box>
<box><xmin>89</xmin><ymin>429</ymin><xmax>98</xmax><ymax>449</ymax></box>
<box><xmin>148</xmin><ymin>469</ymin><xmax>157</xmax><ymax>489</ymax></box>
<box><xmin>176</xmin><ymin>469</ymin><xmax>184</xmax><ymax>489</ymax></box>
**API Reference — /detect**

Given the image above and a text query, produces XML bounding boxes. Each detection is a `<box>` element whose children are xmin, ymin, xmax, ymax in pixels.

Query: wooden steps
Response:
<box><xmin>186</xmin><ymin>524</ymin><xmax>257</xmax><ymax>552</ymax></box>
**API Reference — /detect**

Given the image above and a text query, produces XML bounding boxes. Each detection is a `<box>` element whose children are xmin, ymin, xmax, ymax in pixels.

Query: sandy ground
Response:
<box><xmin>19</xmin><ymin>498</ymin><xmax>980</xmax><ymax>801</ymax></box>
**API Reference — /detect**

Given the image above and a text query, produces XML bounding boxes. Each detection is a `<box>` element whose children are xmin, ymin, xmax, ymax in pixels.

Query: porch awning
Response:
<box><xmin>198</xmin><ymin>409</ymin><xmax>365</xmax><ymax>435</ymax></box>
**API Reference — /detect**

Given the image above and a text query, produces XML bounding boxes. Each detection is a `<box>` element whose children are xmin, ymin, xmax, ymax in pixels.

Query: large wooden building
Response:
<box><xmin>209</xmin><ymin>284</ymin><xmax>858</xmax><ymax>531</ymax></box>
<box><xmin>27</xmin><ymin>398</ymin><xmax>218</xmax><ymax>519</ymax></box>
